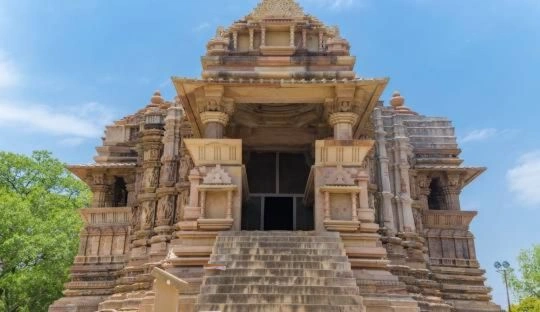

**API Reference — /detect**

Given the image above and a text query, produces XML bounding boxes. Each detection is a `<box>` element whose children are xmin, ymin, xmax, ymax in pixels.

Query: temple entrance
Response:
<box><xmin>242</xmin><ymin>151</ymin><xmax>314</xmax><ymax>231</ymax></box>
<box><xmin>264</xmin><ymin>197</ymin><xmax>293</xmax><ymax>230</ymax></box>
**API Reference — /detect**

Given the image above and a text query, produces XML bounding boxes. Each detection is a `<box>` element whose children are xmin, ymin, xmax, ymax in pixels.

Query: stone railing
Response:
<box><xmin>422</xmin><ymin>210</ymin><xmax>477</xmax><ymax>229</ymax></box>
<box><xmin>429</xmin><ymin>257</ymin><xmax>479</xmax><ymax>268</ymax></box>
<box><xmin>80</xmin><ymin>207</ymin><xmax>132</xmax><ymax>226</ymax></box>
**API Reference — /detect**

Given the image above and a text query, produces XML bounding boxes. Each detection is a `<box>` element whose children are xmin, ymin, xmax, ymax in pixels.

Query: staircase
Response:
<box><xmin>196</xmin><ymin>231</ymin><xmax>365</xmax><ymax>312</ymax></box>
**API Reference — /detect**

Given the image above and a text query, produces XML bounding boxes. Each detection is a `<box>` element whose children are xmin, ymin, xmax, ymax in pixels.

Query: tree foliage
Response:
<box><xmin>0</xmin><ymin>151</ymin><xmax>89</xmax><ymax>312</ymax></box>
<box><xmin>511</xmin><ymin>297</ymin><xmax>540</xmax><ymax>312</ymax></box>
<box><xmin>508</xmin><ymin>244</ymin><xmax>540</xmax><ymax>301</ymax></box>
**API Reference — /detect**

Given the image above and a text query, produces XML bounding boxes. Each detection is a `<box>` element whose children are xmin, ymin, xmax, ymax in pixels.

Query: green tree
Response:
<box><xmin>0</xmin><ymin>151</ymin><xmax>89</xmax><ymax>312</ymax></box>
<box><xmin>511</xmin><ymin>297</ymin><xmax>540</xmax><ymax>312</ymax></box>
<box><xmin>508</xmin><ymin>244</ymin><xmax>540</xmax><ymax>301</ymax></box>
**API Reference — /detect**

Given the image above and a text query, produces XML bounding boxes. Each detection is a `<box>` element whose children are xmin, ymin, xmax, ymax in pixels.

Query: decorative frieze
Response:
<box><xmin>315</xmin><ymin>140</ymin><xmax>374</xmax><ymax>166</ymax></box>
<box><xmin>184</xmin><ymin>139</ymin><xmax>242</xmax><ymax>166</ymax></box>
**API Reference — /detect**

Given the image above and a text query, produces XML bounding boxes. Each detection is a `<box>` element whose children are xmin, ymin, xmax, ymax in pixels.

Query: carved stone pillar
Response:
<box><xmin>232</xmin><ymin>31</ymin><xmax>238</xmax><ymax>51</ymax></box>
<box><xmin>201</xmin><ymin>111</ymin><xmax>230</xmax><ymax>139</ymax></box>
<box><xmin>373</xmin><ymin>107</ymin><xmax>396</xmax><ymax>232</ymax></box>
<box><xmin>137</xmin><ymin>104</ymin><xmax>165</xmax><ymax>236</ymax></box>
<box><xmin>199</xmin><ymin>86</ymin><xmax>234</xmax><ymax>139</ymax></box>
<box><xmin>160</xmin><ymin>104</ymin><xmax>183</xmax><ymax>187</ymax></box>
<box><xmin>443</xmin><ymin>173</ymin><xmax>462</xmax><ymax>211</ymax></box>
<box><xmin>249</xmin><ymin>28</ymin><xmax>255</xmax><ymax>51</ymax></box>
<box><xmin>318</xmin><ymin>30</ymin><xmax>324</xmax><ymax>51</ymax></box>
<box><xmin>290</xmin><ymin>25</ymin><xmax>295</xmax><ymax>47</ymax></box>
<box><xmin>261</xmin><ymin>26</ymin><xmax>266</xmax><ymax>47</ymax></box>
<box><xmin>302</xmin><ymin>28</ymin><xmax>307</xmax><ymax>49</ymax></box>
<box><xmin>328</xmin><ymin>112</ymin><xmax>358</xmax><ymax>140</ymax></box>
<box><xmin>91</xmin><ymin>172</ymin><xmax>109</xmax><ymax>208</ymax></box>
<box><xmin>357</xmin><ymin>170</ymin><xmax>375</xmax><ymax>224</ymax></box>
<box><xmin>126</xmin><ymin>176</ymin><xmax>136</xmax><ymax>207</ymax></box>
<box><xmin>416</xmin><ymin>173</ymin><xmax>431</xmax><ymax>210</ymax></box>
<box><xmin>394</xmin><ymin>123</ymin><xmax>415</xmax><ymax>233</ymax></box>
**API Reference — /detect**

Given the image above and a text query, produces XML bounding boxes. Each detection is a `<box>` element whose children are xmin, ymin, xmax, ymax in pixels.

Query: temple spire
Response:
<box><xmin>249</xmin><ymin>0</ymin><xmax>306</xmax><ymax>19</ymax></box>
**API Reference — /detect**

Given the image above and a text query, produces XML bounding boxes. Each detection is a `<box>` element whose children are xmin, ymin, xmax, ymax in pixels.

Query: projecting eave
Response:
<box><xmin>68</xmin><ymin>163</ymin><xmax>137</xmax><ymax>182</ymax></box>
<box><xmin>172</xmin><ymin>77</ymin><xmax>389</xmax><ymax>138</ymax></box>
<box><xmin>415</xmin><ymin>166</ymin><xmax>486</xmax><ymax>188</ymax></box>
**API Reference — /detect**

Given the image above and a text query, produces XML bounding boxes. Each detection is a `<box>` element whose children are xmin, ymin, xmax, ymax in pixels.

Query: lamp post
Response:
<box><xmin>494</xmin><ymin>261</ymin><xmax>512</xmax><ymax>312</ymax></box>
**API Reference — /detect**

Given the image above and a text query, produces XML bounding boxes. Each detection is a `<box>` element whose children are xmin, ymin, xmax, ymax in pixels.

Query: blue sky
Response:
<box><xmin>0</xmin><ymin>0</ymin><xmax>538</xmax><ymax>307</ymax></box>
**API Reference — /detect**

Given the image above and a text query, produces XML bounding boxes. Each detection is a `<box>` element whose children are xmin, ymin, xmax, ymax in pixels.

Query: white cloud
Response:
<box><xmin>0</xmin><ymin>51</ymin><xmax>20</xmax><ymax>89</ymax></box>
<box><xmin>193</xmin><ymin>22</ymin><xmax>211</xmax><ymax>32</ymax></box>
<box><xmin>461</xmin><ymin>128</ymin><xmax>519</xmax><ymax>143</ymax></box>
<box><xmin>462</xmin><ymin>128</ymin><xmax>497</xmax><ymax>142</ymax></box>
<box><xmin>507</xmin><ymin>151</ymin><xmax>540</xmax><ymax>207</ymax></box>
<box><xmin>302</xmin><ymin>0</ymin><xmax>356</xmax><ymax>10</ymax></box>
<box><xmin>58</xmin><ymin>137</ymin><xmax>86</xmax><ymax>146</ymax></box>
<box><xmin>0</xmin><ymin>101</ymin><xmax>113</xmax><ymax>139</ymax></box>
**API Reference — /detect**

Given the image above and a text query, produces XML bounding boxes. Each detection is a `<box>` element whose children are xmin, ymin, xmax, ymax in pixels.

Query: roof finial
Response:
<box><xmin>151</xmin><ymin>90</ymin><xmax>164</xmax><ymax>105</ymax></box>
<box><xmin>390</xmin><ymin>91</ymin><xmax>405</xmax><ymax>108</ymax></box>
<box><xmin>390</xmin><ymin>91</ymin><xmax>418</xmax><ymax>115</ymax></box>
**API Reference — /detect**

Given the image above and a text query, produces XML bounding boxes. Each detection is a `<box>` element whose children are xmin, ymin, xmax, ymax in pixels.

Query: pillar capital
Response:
<box><xmin>200</xmin><ymin>111</ymin><xmax>230</xmax><ymax>127</ymax></box>
<box><xmin>328</xmin><ymin>112</ymin><xmax>358</xmax><ymax>140</ymax></box>
<box><xmin>328</xmin><ymin>112</ymin><xmax>359</xmax><ymax>127</ymax></box>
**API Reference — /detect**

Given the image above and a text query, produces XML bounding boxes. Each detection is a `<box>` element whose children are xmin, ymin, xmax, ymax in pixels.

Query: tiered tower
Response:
<box><xmin>50</xmin><ymin>1</ymin><xmax>501</xmax><ymax>312</ymax></box>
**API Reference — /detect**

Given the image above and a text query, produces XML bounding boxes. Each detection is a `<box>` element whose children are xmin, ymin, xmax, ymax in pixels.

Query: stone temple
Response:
<box><xmin>49</xmin><ymin>1</ymin><xmax>502</xmax><ymax>311</ymax></box>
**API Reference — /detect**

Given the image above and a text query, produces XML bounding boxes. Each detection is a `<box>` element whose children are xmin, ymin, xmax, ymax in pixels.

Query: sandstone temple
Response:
<box><xmin>50</xmin><ymin>1</ymin><xmax>502</xmax><ymax>311</ymax></box>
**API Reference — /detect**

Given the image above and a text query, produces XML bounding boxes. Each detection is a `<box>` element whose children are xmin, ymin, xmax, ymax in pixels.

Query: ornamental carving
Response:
<box><xmin>249</xmin><ymin>0</ymin><xmax>305</xmax><ymax>19</ymax></box>
<box><xmin>157</xmin><ymin>195</ymin><xmax>175</xmax><ymax>226</ymax></box>
<box><xmin>416</xmin><ymin>173</ymin><xmax>431</xmax><ymax>189</ymax></box>
<box><xmin>144</xmin><ymin>148</ymin><xmax>161</xmax><ymax>161</ymax></box>
<box><xmin>144</xmin><ymin>167</ymin><xmax>160</xmax><ymax>189</ymax></box>
<box><xmin>161</xmin><ymin>161</ymin><xmax>178</xmax><ymax>185</ymax></box>
<box><xmin>412</xmin><ymin>207</ymin><xmax>423</xmax><ymax>232</ymax></box>
<box><xmin>325</xmin><ymin>165</ymin><xmax>356</xmax><ymax>186</ymax></box>
<box><xmin>203</xmin><ymin>165</ymin><xmax>233</xmax><ymax>185</ymax></box>
<box><xmin>142</xmin><ymin>201</ymin><xmax>155</xmax><ymax>228</ymax></box>
<box><xmin>131</xmin><ymin>206</ymin><xmax>141</xmax><ymax>229</ymax></box>
<box><xmin>447</xmin><ymin>173</ymin><xmax>462</xmax><ymax>188</ymax></box>
<box><xmin>175</xmin><ymin>190</ymin><xmax>189</xmax><ymax>223</ymax></box>
<box><xmin>338</xmin><ymin>101</ymin><xmax>353</xmax><ymax>112</ymax></box>
<box><xmin>179</xmin><ymin>154</ymin><xmax>193</xmax><ymax>182</ymax></box>
<box><xmin>92</xmin><ymin>173</ymin><xmax>106</xmax><ymax>186</ymax></box>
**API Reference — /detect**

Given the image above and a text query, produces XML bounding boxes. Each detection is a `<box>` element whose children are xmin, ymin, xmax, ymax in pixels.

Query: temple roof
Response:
<box><xmin>248</xmin><ymin>0</ymin><xmax>306</xmax><ymax>20</ymax></box>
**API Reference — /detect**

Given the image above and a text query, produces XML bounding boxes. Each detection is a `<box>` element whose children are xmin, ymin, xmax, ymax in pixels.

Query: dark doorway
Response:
<box><xmin>264</xmin><ymin>197</ymin><xmax>294</xmax><ymax>230</ymax></box>
<box><xmin>112</xmin><ymin>177</ymin><xmax>128</xmax><ymax>207</ymax></box>
<box><xmin>242</xmin><ymin>151</ymin><xmax>314</xmax><ymax>231</ymax></box>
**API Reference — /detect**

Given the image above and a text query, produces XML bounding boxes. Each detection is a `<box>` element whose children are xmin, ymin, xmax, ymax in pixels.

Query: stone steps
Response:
<box><xmin>201</xmin><ymin>284</ymin><xmax>360</xmax><ymax>296</ymax></box>
<box><xmin>199</xmin><ymin>294</ymin><xmax>362</xmax><ymax>305</ymax></box>
<box><xmin>196</xmin><ymin>231</ymin><xmax>365</xmax><ymax>311</ymax></box>
<box><xmin>213</xmin><ymin>247</ymin><xmax>345</xmax><ymax>256</ymax></box>
<box><xmin>203</xmin><ymin>275</ymin><xmax>358</xmax><ymax>287</ymax></box>
<box><xmin>207</xmin><ymin>268</ymin><xmax>354</xmax><ymax>278</ymax></box>
<box><xmin>217</xmin><ymin>231</ymin><xmax>340</xmax><ymax>237</ymax></box>
<box><xmin>197</xmin><ymin>303</ymin><xmax>361</xmax><ymax>312</ymax></box>
<box><xmin>216</xmin><ymin>236</ymin><xmax>341</xmax><ymax>243</ymax></box>
<box><xmin>214</xmin><ymin>242</ymin><xmax>343</xmax><ymax>249</ymax></box>
<box><xmin>224</xmin><ymin>260</ymin><xmax>351</xmax><ymax>270</ymax></box>
<box><xmin>210</xmin><ymin>254</ymin><xmax>350</xmax><ymax>263</ymax></box>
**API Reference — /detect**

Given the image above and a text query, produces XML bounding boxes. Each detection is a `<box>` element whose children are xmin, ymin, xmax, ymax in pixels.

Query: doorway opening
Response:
<box><xmin>242</xmin><ymin>151</ymin><xmax>314</xmax><ymax>231</ymax></box>
<box><xmin>264</xmin><ymin>197</ymin><xmax>293</xmax><ymax>230</ymax></box>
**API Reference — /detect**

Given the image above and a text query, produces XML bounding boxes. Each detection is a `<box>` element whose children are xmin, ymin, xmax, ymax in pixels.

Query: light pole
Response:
<box><xmin>494</xmin><ymin>261</ymin><xmax>512</xmax><ymax>312</ymax></box>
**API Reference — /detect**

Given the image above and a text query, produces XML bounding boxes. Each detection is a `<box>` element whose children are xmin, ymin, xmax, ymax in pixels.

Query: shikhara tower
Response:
<box><xmin>50</xmin><ymin>1</ymin><xmax>502</xmax><ymax>311</ymax></box>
